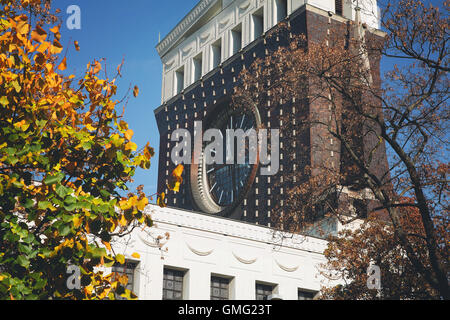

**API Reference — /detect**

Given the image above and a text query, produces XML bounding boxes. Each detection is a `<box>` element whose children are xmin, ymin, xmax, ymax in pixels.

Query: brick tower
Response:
<box><xmin>154</xmin><ymin>0</ymin><xmax>389</xmax><ymax>229</ymax></box>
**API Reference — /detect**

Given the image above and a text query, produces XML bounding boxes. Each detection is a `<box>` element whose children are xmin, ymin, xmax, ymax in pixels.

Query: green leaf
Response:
<box><xmin>58</xmin><ymin>224</ymin><xmax>71</xmax><ymax>236</ymax></box>
<box><xmin>97</xmin><ymin>204</ymin><xmax>110</xmax><ymax>213</ymax></box>
<box><xmin>91</xmin><ymin>247</ymin><xmax>107</xmax><ymax>258</ymax></box>
<box><xmin>63</xmin><ymin>203</ymin><xmax>77</xmax><ymax>212</ymax></box>
<box><xmin>17</xmin><ymin>255</ymin><xmax>30</xmax><ymax>268</ymax></box>
<box><xmin>43</xmin><ymin>172</ymin><xmax>65</xmax><ymax>185</ymax></box>
<box><xmin>23</xmin><ymin>198</ymin><xmax>34</xmax><ymax>209</ymax></box>
<box><xmin>38</xmin><ymin>201</ymin><xmax>51</xmax><ymax>210</ymax></box>
<box><xmin>55</xmin><ymin>184</ymin><xmax>71</xmax><ymax>198</ymax></box>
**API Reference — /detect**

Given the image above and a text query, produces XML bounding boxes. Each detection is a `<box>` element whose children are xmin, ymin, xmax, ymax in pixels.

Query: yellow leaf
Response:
<box><xmin>86</xmin><ymin>123</ymin><xmax>95</xmax><ymax>132</ymax></box>
<box><xmin>73</xmin><ymin>216</ymin><xmax>82</xmax><ymax>228</ymax></box>
<box><xmin>124</xmin><ymin>129</ymin><xmax>134</xmax><ymax>141</ymax></box>
<box><xmin>125</xmin><ymin>142</ymin><xmax>137</xmax><ymax>151</ymax></box>
<box><xmin>136</xmin><ymin>197</ymin><xmax>149</xmax><ymax>211</ymax></box>
<box><xmin>118</xmin><ymin>274</ymin><xmax>128</xmax><ymax>286</ymax></box>
<box><xmin>109</xmin><ymin>220</ymin><xmax>117</xmax><ymax>232</ymax></box>
<box><xmin>45</xmin><ymin>63</ymin><xmax>53</xmax><ymax>73</ymax></box>
<box><xmin>16</xmin><ymin>18</ymin><xmax>29</xmax><ymax>35</ymax></box>
<box><xmin>131</xmin><ymin>252</ymin><xmax>140</xmax><ymax>259</ymax></box>
<box><xmin>169</xmin><ymin>180</ymin><xmax>181</xmax><ymax>193</ymax></box>
<box><xmin>119</xmin><ymin>214</ymin><xmax>127</xmax><ymax>226</ymax></box>
<box><xmin>84</xmin><ymin>285</ymin><xmax>94</xmax><ymax>296</ymax></box>
<box><xmin>116</xmin><ymin>254</ymin><xmax>125</xmax><ymax>265</ymax></box>
<box><xmin>157</xmin><ymin>192</ymin><xmax>166</xmax><ymax>208</ymax></box>
<box><xmin>168</xmin><ymin>164</ymin><xmax>184</xmax><ymax>192</ymax></box>
<box><xmin>172</xmin><ymin>164</ymin><xmax>184</xmax><ymax>179</ymax></box>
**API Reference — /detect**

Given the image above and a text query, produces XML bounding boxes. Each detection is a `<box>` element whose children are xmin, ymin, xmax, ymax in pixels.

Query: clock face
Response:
<box><xmin>205</xmin><ymin>113</ymin><xmax>255</xmax><ymax>207</ymax></box>
<box><xmin>190</xmin><ymin>105</ymin><xmax>261</xmax><ymax>216</ymax></box>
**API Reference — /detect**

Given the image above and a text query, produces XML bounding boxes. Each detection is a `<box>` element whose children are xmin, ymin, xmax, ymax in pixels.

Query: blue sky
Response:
<box><xmin>55</xmin><ymin>0</ymin><xmax>200</xmax><ymax>198</ymax></box>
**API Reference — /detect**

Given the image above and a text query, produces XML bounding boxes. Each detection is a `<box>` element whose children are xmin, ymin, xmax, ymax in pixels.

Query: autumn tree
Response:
<box><xmin>0</xmin><ymin>0</ymin><xmax>175</xmax><ymax>300</ymax></box>
<box><xmin>234</xmin><ymin>1</ymin><xmax>448</xmax><ymax>299</ymax></box>
<box><xmin>320</xmin><ymin>197</ymin><xmax>448</xmax><ymax>300</ymax></box>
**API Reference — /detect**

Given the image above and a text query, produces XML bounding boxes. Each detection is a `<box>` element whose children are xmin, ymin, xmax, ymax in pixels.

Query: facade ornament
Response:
<box><xmin>232</xmin><ymin>252</ymin><xmax>257</xmax><ymax>264</ymax></box>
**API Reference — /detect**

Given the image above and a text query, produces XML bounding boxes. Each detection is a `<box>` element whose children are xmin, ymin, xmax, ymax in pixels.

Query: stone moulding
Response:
<box><xmin>186</xmin><ymin>243</ymin><xmax>215</xmax><ymax>256</ymax></box>
<box><xmin>275</xmin><ymin>259</ymin><xmax>300</xmax><ymax>273</ymax></box>
<box><xmin>138</xmin><ymin>233</ymin><xmax>167</xmax><ymax>248</ymax></box>
<box><xmin>239</xmin><ymin>0</ymin><xmax>251</xmax><ymax>11</ymax></box>
<box><xmin>156</xmin><ymin>0</ymin><xmax>219</xmax><ymax>57</ymax></box>
<box><xmin>232</xmin><ymin>252</ymin><xmax>257</xmax><ymax>265</ymax></box>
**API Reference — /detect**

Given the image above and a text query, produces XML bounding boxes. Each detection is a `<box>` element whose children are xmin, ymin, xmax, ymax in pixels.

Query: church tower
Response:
<box><xmin>154</xmin><ymin>0</ymin><xmax>389</xmax><ymax>229</ymax></box>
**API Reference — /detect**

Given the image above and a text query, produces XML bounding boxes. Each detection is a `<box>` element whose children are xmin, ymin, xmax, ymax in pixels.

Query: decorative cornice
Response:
<box><xmin>145</xmin><ymin>205</ymin><xmax>328</xmax><ymax>255</ymax></box>
<box><xmin>156</xmin><ymin>0</ymin><xmax>220</xmax><ymax>58</ymax></box>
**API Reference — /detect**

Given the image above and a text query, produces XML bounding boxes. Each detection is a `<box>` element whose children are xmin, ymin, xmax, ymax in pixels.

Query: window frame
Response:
<box><xmin>163</xmin><ymin>267</ymin><xmax>186</xmax><ymax>300</ymax></box>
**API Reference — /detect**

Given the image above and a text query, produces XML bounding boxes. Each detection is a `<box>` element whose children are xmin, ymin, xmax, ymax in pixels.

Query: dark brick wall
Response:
<box><xmin>154</xmin><ymin>6</ymin><xmax>389</xmax><ymax>227</ymax></box>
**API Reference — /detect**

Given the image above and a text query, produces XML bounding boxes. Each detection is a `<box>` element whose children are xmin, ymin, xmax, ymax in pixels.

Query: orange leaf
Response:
<box><xmin>144</xmin><ymin>143</ymin><xmax>155</xmax><ymax>159</ymax></box>
<box><xmin>37</xmin><ymin>42</ymin><xmax>50</xmax><ymax>53</ymax></box>
<box><xmin>103</xmin><ymin>241</ymin><xmax>112</xmax><ymax>252</ymax></box>
<box><xmin>50</xmin><ymin>25</ymin><xmax>60</xmax><ymax>34</ymax></box>
<box><xmin>50</xmin><ymin>40</ymin><xmax>63</xmax><ymax>54</ymax></box>
<box><xmin>93</xmin><ymin>61</ymin><xmax>101</xmax><ymax>74</ymax></box>
<box><xmin>58</xmin><ymin>57</ymin><xmax>67</xmax><ymax>71</ymax></box>
<box><xmin>31</xmin><ymin>25</ymin><xmax>47</xmax><ymax>43</ymax></box>
<box><xmin>131</xmin><ymin>252</ymin><xmax>140</xmax><ymax>259</ymax></box>
<box><xmin>74</xmin><ymin>40</ymin><xmax>80</xmax><ymax>51</ymax></box>
<box><xmin>133</xmin><ymin>85</ymin><xmax>139</xmax><ymax>97</ymax></box>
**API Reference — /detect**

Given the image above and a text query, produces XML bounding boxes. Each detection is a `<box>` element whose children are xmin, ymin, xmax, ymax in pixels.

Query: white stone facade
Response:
<box><xmin>110</xmin><ymin>205</ymin><xmax>339</xmax><ymax>300</ymax></box>
<box><xmin>157</xmin><ymin>0</ymin><xmax>380</xmax><ymax>103</ymax></box>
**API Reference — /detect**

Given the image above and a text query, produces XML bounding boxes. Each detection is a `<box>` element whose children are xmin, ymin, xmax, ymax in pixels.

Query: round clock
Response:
<box><xmin>190</xmin><ymin>104</ymin><xmax>261</xmax><ymax>216</ymax></box>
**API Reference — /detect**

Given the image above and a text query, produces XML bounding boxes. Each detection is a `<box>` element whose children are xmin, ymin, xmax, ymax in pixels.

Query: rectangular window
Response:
<box><xmin>255</xmin><ymin>283</ymin><xmax>274</xmax><ymax>300</ymax></box>
<box><xmin>251</xmin><ymin>8</ymin><xmax>264</xmax><ymax>41</ymax></box>
<box><xmin>211</xmin><ymin>39</ymin><xmax>222</xmax><ymax>70</ymax></box>
<box><xmin>210</xmin><ymin>276</ymin><xmax>230</xmax><ymax>300</ymax></box>
<box><xmin>230</xmin><ymin>24</ymin><xmax>242</xmax><ymax>56</ymax></box>
<box><xmin>192</xmin><ymin>53</ymin><xmax>203</xmax><ymax>82</ymax></box>
<box><xmin>298</xmin><ymin>289</ymin><xmax>318</xmax><ymax>300</ymax></box>
<box><xmin>275</xmin><ymin>0</ymin><xmax>287</xmax><ymax>23</ymax></box>
<box><xmin>335</xmin><ymin>0</ymin><xmax>343</xmax><ymax>16</ymax></box>
<box><xmin>174</xmin><ymin>66</ymin><xmax>185</xmax><ymax>95</ymax></box>
<box><xmin>112</xmin><ymin>261</ymin><xmax>138</xmax><ymax>299</ymax></box>
<box><xmin>163</xmin><ymin>268</ymin><xmax>185</xmax><ymax>300</ymax></box>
